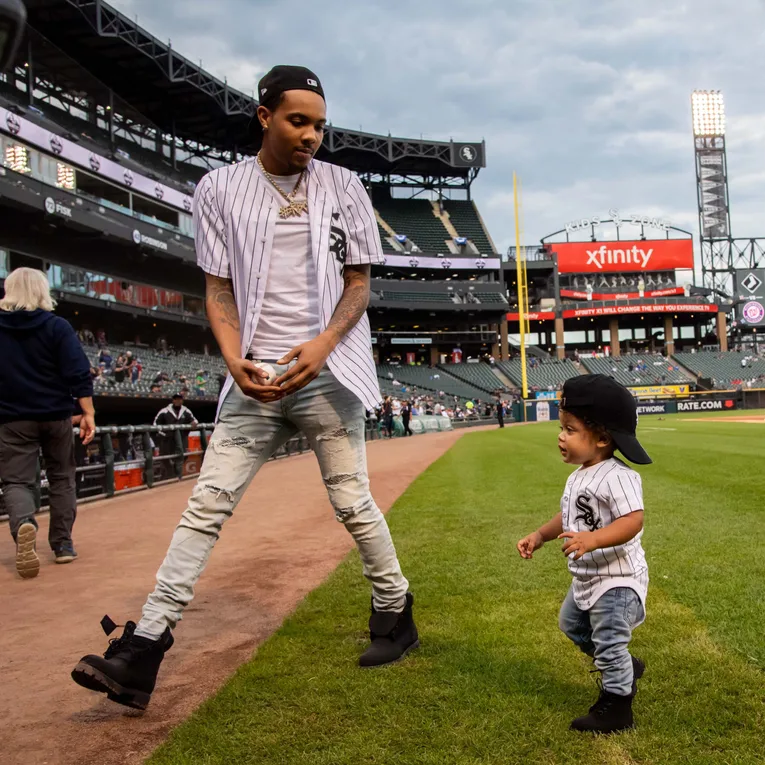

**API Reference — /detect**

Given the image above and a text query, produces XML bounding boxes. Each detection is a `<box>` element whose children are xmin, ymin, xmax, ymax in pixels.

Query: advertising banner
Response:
<box><xmin>560</xmin><ymin>287</ymin><xmax>685</xmax><ymax>301</ymax></box>
<box><xmin>536</xmin><ymin>401</ymin><xmax>551</xmax><ymax>422</ymax></box>
<box><xmin>630</xmin><ymin>384</ymin><xmax>689</xmax><ymax>398</ymax></box>
<box><xmin>380</xmin><ymin>253</ymin><xmax>500</xmax><ymax>269</ymax></box>
<box><xmin>535</xmin><ymin>391</ymin><xmax>559</xmax><ymax>400</ymax></box>
<box><xmin>636</xmin><ymin>402</ymin><xmax>671</xmax><ymax>416</ymax></box>
<box><xmin>550</xmin><ymin>239</ymin><xmax>694</xmax><ymax>274</ymax></box>
<box><xmin>506</xmin><ymin>311</ymin><xmax>556</xmax><ymax>322</ymax></box>
<box><xmin>562</xmin><ymin>303</ymin><xmax>716</xmax><ymax>319</ymax></box>
<box><xmin>676</xmin><ymin>398</ymin><xmax>737</xmax><ymax>413</ymax></box>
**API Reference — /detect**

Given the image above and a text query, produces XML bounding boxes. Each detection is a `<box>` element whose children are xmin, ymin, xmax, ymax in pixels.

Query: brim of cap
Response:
<box><xmin>610</xmin><ymin>429</ymin><xmax>652</xmax><ymax>465</ymax></box>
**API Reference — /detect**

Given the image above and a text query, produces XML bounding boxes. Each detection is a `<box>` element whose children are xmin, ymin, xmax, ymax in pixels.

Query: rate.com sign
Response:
<box><xmin>549</xmin><ymin>239</ymin><xmax>694</xmax><ymax>274</ymax></box>
<box><xmin>677</xmin><ymin>399</ymin><xmax>736</xmax><ymax>412</ymax></box>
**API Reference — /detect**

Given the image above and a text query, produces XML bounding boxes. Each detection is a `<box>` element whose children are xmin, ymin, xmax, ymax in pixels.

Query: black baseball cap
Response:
<box><xmin>560</xmin><ymin>374</ymin><xmax>652</xmax><ymax>465</ymax></box>
<box><xmin>257</xmin><ymin>65</ymin><xmax>325</xmax><ymax>110</ymax></box>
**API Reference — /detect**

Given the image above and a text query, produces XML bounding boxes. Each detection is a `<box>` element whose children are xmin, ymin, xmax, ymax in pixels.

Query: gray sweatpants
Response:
<box><xmin>0</xmin><ymin>419</ymin><xmax>77</xmax><ymax>549</ymax></box>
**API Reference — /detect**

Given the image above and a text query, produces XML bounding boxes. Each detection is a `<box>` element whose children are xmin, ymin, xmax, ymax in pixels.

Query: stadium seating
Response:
<box><xmin>85</xmin><ymin>345</ymin><xmax>226</xmax><ymax>399</ymax></box>
<box><xmin>377</xmin><ymin>364</ymin><xmax>488</xmax><ymax>401</ymax></box>
<box><xmin>498</xmin><ymin>358</ymin><xmax>580</xmax><ymax>389</ymax></box>
<box><xmin>473</xmin><ymin>292</ymin><xmax>507</xmax><ymax>304</ymax></box>
<box><xmin>438</xmin><ymin>363</ymin><xmax>508</xmax><ymax>393</ymax></box>
<box><xmin>581</xmin><ymin>354</ymin><xmax>694</xmax><ymax>387</ymax></box>
<box><xmin>373</xmin><ymin>291</ymin><xmax>456</xmax><ymax>303</ymax></box>
<box><xmin>0</xmin><ymin>92</ymin><xmax>201</xmax><ymax>193</ymax></box>
<box><xmin>673</xmin><ymin>351</ymin><xmax>765</xmax><ymax>388</ymax></box>
<box><xmin>373</xmin><ymin>196</ymin><xmax>452</xmax><ymax>253</ymax></box>
<box><xmin>441</xmin><ymin>200</ymin><xmax>495</xmax><ymax>255</ymax></box>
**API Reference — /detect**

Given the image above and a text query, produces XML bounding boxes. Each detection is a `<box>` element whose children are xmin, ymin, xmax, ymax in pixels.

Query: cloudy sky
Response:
<box><xmin>110</xmin><ymin>0</ymin><xmax>765</xmax><ymax>253</ymax></box>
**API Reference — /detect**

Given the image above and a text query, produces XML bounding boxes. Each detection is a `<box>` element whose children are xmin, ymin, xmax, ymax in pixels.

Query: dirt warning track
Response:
<box><xmin>0</xmin><ymin>427</ymin><xmax>493</xmax><ymax>765</ymax></box>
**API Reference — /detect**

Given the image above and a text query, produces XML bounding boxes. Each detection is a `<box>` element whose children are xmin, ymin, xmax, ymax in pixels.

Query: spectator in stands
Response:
<box><xmin>113</xmin><ymin>354</ymin><xmax>127</xmax><ymax>383</ymax></box>
<box><xmin>0</xmin><ymin>267</ymin><xmax>96</xmax><ymax>579</ymax></box>
<box><xmin>496</xmin><ymin>397</ymin><xmax>505</xmax><ymax>428</ymax></box>
<box><xmin>123</xmin><ymin>351</ymin><xmax>135</xmax><ymax>378</ymax></box>
<box><xmin>153</xmin><ymin>394</ymin><xmax>198</xmax><ymax>479</ymax></box>
<box><xmin>96</xmin><ymin>329</ymin><xmax>107</xmax><ymax>347</ymax></box>
<box><xmin>194</xmin><ymin>369</ymin><xmax>207</xmax><ymax>396</ymax></box>
<box><xmin>78</xmin><ymin>327</ymin><xmax>95</xmax><ymax>345</ymax></box>
<box><xmin>98</xmin><ymin>347</ymin><xmax>112</xmax><ymax>370</ymax></box>
<box><xmin>401</xmin><ymin>400</ymin><xmax>413</xmax><ymax>436</ymax></box>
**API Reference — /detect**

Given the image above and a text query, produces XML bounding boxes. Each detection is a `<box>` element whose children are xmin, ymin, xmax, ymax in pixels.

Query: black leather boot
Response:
<box><xmin>359</xmin><ymin>593</ymin><xmax>419</xmax><ymax>668</ymax></box>
<box><xmin>631</xmin><ymin>655</ymin><xmax>645</xmax><ymax>697</ymax></box>
<box><xmin>71</xmin><ymin>616</ymin><xmax>173</xmax><ymax>710</ymax></box>
<box><xmin>570</xmin><ymin>688</ymin><xmax>634</xmax><ymax>733</ymax></box>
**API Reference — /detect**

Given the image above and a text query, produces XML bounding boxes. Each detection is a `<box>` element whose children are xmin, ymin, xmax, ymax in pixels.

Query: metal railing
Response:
<box><xmin>0</xmin><ymin>416</ymin><xmax>496</xmax><ymax>519</ymax></box>
<box><xmin>0</xmin><ymin>422</ymin><xmax>312</xmax><ymax>518</ymax></box>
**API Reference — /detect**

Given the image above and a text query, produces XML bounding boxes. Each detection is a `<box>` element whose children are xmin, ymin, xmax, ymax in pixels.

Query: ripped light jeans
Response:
<box><xmin>558</xmin><ymin>585</ymin><xmax>645</xmax><ymax>696</ymax></box>
<box><xmin>136</xmin><ymin>367</ymin><xmax>409</xmax><ymax>639</ymax></box>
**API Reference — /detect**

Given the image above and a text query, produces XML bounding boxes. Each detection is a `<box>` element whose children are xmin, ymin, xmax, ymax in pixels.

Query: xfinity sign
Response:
<box><xmin>586</xmin><ymin>245</ymin><xmax>653</xmax><ymax>270</ymax></box>
<box><xmin>553</xmin><ymin>239</ymin><xmax>694</xmax><ymax>274</ymax></box>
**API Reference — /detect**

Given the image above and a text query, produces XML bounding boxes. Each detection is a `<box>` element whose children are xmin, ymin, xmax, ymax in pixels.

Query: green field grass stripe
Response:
<box><xmin>148</xmin><ymin>422</ymin><xmax>765</xmax><ymax>765</ymax></box>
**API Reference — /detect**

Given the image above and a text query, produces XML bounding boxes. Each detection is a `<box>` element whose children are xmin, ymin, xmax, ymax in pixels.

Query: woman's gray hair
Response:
<box><xmin>0</xmin><ymin>267</ymin><xmax>56</xmax><ymax>312</ymax></box>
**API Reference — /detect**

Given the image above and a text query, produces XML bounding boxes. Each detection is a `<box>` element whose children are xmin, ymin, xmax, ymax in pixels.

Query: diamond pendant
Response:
<box><xmin>278</xmin><ymin>200</ymin><xmax>308</xmax><ymax>218</ymax></box>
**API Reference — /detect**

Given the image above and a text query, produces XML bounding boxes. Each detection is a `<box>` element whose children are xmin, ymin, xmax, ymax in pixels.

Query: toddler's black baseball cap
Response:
<box><xmin>560</xmin><ymin>374</ymin><xmax>652</xmax><ymax>464</ymax></box>
<box><xmin>257</xmin><ymin>65</ymin><xmax>324</xmax><ymax>110</ymax></box>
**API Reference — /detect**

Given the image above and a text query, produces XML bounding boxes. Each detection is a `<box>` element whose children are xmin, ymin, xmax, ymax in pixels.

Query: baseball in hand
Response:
<box><xmin>252</xmin><ymin>362</ymin><xmax>277</xmax><ymax>385</ymax></box>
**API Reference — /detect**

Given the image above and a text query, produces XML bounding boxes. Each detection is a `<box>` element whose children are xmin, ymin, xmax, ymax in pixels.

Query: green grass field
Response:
<box><xmin>150</xmin><ymin>413</ymin><xmax>765</xmax><ymax>765</ymax></box>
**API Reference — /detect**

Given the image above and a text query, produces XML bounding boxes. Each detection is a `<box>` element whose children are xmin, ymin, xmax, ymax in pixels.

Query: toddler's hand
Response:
<box><xmin>517</xmin><ymin>531</ymin><xmax>544</xmax><ymax>559</ymax></box>
<box><xmin>558</xmin><ymin>531</ymin><xmax>598</xmax><ymax>560</ymax></box>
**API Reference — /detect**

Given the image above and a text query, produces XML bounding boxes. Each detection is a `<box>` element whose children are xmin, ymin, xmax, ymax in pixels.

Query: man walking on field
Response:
<box><xmin>72</xmin><ymin>66</ymin><xmax>418</xmax><ymax>710</ymax></box>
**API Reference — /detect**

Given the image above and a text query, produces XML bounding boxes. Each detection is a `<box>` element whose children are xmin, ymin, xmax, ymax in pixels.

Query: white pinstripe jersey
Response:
<box><xmin>193</xmin><ymin>157</ymin><xmax>383</xmax><ymax>415</ymax></box>
<box><xmin>561</xmin><ymin>457</ymin><xmax>648</xmax><ymax>613</ymax></box>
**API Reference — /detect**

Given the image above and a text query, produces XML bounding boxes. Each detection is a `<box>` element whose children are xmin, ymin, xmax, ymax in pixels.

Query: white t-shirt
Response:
<box><xmin>561</xmin><ymin>457</ymin><xmax>648</xmax><ymax>615</ymax></box>
<box><xmin>392</xmin><ymin>399</ymin><xmax>402</xmax><ymax>416</ymax></box>
<box><xmin>249</xmin><ymin>170</ymin><xmax>321</xmax><ymax>359</ymax></box>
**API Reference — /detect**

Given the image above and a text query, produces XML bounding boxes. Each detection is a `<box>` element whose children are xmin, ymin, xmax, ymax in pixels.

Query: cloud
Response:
<box><xmin>110</xmin><ymin>0</ymin><xmax>765</xmax><ymax>250</ymax></box>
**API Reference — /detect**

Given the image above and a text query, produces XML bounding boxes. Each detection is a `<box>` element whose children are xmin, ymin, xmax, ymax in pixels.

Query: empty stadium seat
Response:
<box><xmin>673</xmin><ymin>351</ymin><xmax>765</xmax><ymax>388</ymax></box>
<box><xmin>498</xmin><ymin>358</ymin><xmax>580</xmax><ymax>389</ymax></box>
<box><xmin>377</xmin><ymin>364</ymin><xmax>487</xmax><ymax>401</ymax></box>
<box><xmin>438</xmin><ymin>363</ymin><xmax>508</xmax><ymax>393</ymax></box>
<box><xmin>581</xmin><ymin>354</ymin><xmax>694</xmax><ymax>387</ymax></box>
<box><xmin>373</xmin><ymin>196</ymin><xmax>452</xmax><ymax>253</ymax></box>
<box><xmin>441</xmin><ymin>200</ymin><xmax>495</xmax><ymax>255</ymax></box>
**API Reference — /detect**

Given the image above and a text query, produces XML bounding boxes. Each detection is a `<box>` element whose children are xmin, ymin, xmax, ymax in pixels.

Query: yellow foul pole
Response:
<box><xmin>513</xmin><ymin>173</ymin><xmax>529</xmax><ymax>406</ymax></box>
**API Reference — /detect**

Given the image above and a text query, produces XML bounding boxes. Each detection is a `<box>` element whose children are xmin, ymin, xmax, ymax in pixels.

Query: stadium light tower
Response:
<box><xmin>692</xmin><ymin>90</ymin><xmax>732</xmax><ymax>293</ymax></box>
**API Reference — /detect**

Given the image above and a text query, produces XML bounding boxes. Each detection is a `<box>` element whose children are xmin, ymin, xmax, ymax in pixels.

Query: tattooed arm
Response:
<box><xmin>326</xmin><ymin>264</ymin><xmax>371</xmax><ymax>345</ymax></box>
<box><xmin>276</xmin><ymin>265</ymin><xmax>370</xmax><ymax>394</ymax></box>
<box><xmin>205</xmin><ymin>273</ymin><xmax>283</xmax><ymax>401</ymax></box>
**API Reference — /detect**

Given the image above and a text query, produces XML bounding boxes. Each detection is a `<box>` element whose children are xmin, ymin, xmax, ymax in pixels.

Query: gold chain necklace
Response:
<box><xmin>257</xmin><ymin>153</ymin><xmax>308</xmax><ymax>218</ymax></box>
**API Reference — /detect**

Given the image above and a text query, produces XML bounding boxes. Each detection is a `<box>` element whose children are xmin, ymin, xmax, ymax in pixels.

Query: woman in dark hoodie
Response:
<box><xmin>0</xmin><ymin>267</ymin><xmax>96</xmax><ymax>579</ymax></box>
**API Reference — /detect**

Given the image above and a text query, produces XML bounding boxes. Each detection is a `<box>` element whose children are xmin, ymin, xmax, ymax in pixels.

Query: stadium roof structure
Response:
<box><xmin>18</xmin><ymin>0</ymin><xmax>486</xmax><ymax>186</ymax></box>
